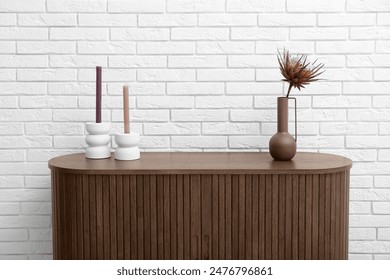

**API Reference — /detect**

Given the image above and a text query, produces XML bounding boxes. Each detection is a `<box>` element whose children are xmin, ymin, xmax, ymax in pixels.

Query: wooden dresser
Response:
<box><xmin>49</xmin><ymin>152</ymin><xmax>352</xmax><ymax>260</ymax></box>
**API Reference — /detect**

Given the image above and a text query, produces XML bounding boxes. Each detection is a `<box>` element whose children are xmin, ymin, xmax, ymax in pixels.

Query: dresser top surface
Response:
<box><xmin>49</xmin><ymin>152</ymin><xmax>352</xmax><ymax>174</ymax></box>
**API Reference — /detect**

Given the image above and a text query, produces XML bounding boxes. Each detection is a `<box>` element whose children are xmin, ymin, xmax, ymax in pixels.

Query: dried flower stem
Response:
<box><xmin>286</xmin><ymin>83</ymin><xmax>293</xmax><ymax>98</ymax></box>
<box><xmin>277</xmin><ymin>49</ymin><xmax>324</xmax><ymax>97</ymax></box>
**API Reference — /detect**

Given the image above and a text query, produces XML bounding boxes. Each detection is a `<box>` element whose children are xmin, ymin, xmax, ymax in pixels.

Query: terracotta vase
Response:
<box><xmin>269</xmin><ymin>97</ymin><xmax>297</xmax><ymax>161</ymax></box>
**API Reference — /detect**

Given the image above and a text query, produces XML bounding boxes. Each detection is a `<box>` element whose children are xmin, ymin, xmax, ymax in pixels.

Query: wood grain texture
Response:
<box><xmin>51</xmin><ymin>152</ymin><xmax>351</xmax><ymax>260</ymax></box>
<box><xmin>49</xmin><ymin>152</ymin><xmax>352</xmax><ymax>175</ymax></box>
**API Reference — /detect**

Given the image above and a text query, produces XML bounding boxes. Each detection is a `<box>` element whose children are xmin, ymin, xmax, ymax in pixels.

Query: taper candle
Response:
<box><xmin>96</xmin><ymin>66</ymin><xmax>102</xmax><ymax>123</ymax></box>
<box><xmin>123</xmin><ymin>85</ymin><xmax>130</xmax><ymax>133</ymax></box>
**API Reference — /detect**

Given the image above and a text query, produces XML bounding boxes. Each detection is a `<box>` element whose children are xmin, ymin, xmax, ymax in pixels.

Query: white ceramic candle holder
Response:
<box><xmin>85</xmin><ymin>122</ymin><xmax>111</xmax><ymax>159</ymax></box>
<box><xmin>114</xmin><ymin>132</ymin><xmax>140</xmax><ymax>161</ymax></box>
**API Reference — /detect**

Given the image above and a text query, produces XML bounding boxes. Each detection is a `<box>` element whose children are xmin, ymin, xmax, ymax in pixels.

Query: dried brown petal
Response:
<box><xmin>277</xmin><ymin>49</ymin><xmax>324</xmax><ymax>97</ymax></box>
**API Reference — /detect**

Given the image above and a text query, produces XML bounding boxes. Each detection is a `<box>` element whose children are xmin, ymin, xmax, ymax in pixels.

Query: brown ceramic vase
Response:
<box><xmin>269</xmin><ymin>97</ymin><xmax>297</xmax><ymax>161</ymax></box>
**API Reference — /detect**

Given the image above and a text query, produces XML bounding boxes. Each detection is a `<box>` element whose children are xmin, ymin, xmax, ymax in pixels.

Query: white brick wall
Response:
<box><xmin>0</xmin><ymin>0</ymin><xmax>389</xmax><ymax>260</ymax></box>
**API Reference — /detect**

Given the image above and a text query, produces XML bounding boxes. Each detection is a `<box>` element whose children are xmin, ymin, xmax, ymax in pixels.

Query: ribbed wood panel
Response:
<box><xmin>52</xmin><ymin>172</ymin><xmax>350</xmax><ymax>260</ymax></box>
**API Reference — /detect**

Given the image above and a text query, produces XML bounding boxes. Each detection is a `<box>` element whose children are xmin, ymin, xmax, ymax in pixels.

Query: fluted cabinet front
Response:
<box><xmin>51</xmin><ymin>171</ymin><xmax>349</xmax><ymax>260</ymax></box>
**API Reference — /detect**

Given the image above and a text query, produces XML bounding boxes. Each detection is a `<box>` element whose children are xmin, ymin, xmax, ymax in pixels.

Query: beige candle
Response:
<box><xmin>123</xmin><ymin>85</ymin><xmax>130</xmax><ymax>133</ymax></box>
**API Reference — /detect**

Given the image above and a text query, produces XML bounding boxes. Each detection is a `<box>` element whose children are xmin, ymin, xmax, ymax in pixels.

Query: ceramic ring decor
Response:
<box><xmin>49</xmin><ymin>152</ymin><xmax>352</xmax><ymax>260</ymax></box>
<box><xmin>86</xmin><ymin>134</ymin><xmax>110</xmax><ymax>146</ymax></box>
<box><xmin>85</xmin><ymin>122</ymin><xmax>111</xmax><ymax>159</ymax></box>
<box><xmin>86</xmin><ymin>122</ymin><xmax>111</xmax><ymax>135</ymax></box>
<box><xmin>114</xmin><ymin>132</ymin><xmax>140</xmax><ymax>161</ymax></box>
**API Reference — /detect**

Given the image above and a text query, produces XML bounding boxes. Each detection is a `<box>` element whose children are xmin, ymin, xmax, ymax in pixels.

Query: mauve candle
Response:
<box><xmin>123</xmin><ymin>85</ymin><xmax>130</xmax><ymax>133</ymax></box>
<box><xmin>96</xmin><ymin>66</ymin><xmax>102</xmax><ymax>123</ymax></box>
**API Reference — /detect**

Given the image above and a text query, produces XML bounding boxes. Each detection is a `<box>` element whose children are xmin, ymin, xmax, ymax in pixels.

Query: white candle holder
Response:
<box><xmin>85</xmin><ymin>122</ymin><xmax>111</xmax><ymax>159</ymax></box>
<box><xmin>114</xmin><ymin>132</ymin><xmax>140</xmax><ymax>161</ymax></box>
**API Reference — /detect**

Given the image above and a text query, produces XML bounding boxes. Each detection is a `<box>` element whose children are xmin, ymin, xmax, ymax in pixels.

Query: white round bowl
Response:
<box><xmin>86</xmin><ymin>122</ymin><xmax>111</xmax><ymax>135</ymax></box>
<box><xmin>114</xmin><ymin>132</ymin><xmax>140</xmax><ymax>161</ymax></box>
<box><xmin>86</xmin><ymin>146</ymin><xmax>111</xmax><ymax>159</ymax></box>
<box><xmin>85</xmin><ymin>134</ymin><xmax>110</xmax><ymax>147</ymax></box>
<box><xmin>115</xmin><ymin>147</ymin><xmax>140</xmax><ymax>161</ymax></box>
<box><xmin>114</xmin><ymin>133</ymin><xmax>140</xmax><ymax>147</ymax></box>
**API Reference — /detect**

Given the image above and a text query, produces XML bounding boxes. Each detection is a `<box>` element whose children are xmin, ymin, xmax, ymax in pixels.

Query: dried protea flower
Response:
<box><xmin>277</xmin><ymin>49</ymin><xmax>324</xmax><ymax>97</ymax></box>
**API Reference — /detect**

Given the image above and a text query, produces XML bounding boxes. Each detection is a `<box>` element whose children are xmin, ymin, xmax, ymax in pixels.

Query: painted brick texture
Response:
<box><xmin>0</xmin><ymin>0</ymin><xmax>389</xmax><ymax>260</ymax></box>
